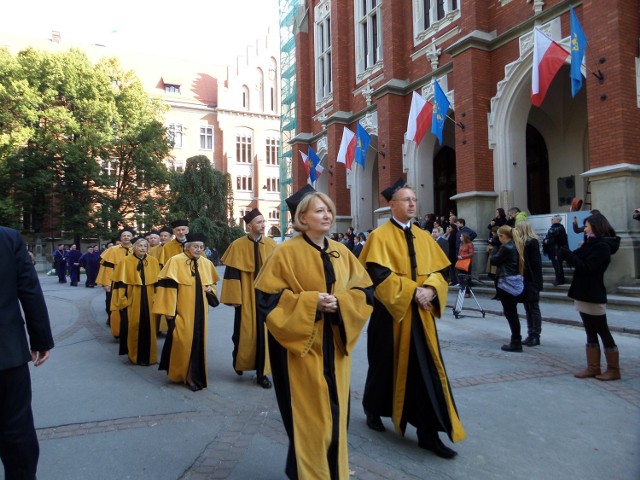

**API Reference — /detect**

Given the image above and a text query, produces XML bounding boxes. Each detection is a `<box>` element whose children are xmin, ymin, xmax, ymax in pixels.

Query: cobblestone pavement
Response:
<box><xmin>11</xmin><ymin>271</ymin><xmax>639</xmax><ymax>480</ymax></box>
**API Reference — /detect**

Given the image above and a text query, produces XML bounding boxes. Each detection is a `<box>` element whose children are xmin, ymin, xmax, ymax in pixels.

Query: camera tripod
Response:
<box><xmin>452</xmin><ymin>273</ymin><xmax>486</xmax><ymax>319</ymax></box>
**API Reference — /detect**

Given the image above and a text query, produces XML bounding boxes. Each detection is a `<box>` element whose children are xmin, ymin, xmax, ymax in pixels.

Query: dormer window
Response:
<box><xmin>165</xmin><ymin>84</ymin><xmax>181</xmax><ymax>94</ymax></box>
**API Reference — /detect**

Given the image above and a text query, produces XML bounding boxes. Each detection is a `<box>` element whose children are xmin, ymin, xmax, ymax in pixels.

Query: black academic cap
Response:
<box><xmin>243</xmin><ymin>208</ymin><xmax>263</xmax><ymax>225</ymax></box>
<box><xmin>185</xmin><ymin>232</ymin><xmax>207</xmax><ymax>244</ymax></box>
<box><xmin>148</xmin><ymin>229</ymin><xmax>160</xmax><ymax>236</ymax></box>
<box><xmin>170</xmin><ymin>219</ymin><xmax>189</xmax><ymax>228</ymax></box>
<box><xmin>285</xmin><ymin>184</ymin><xmax>316</xmax><ymax>220</ymax></box>
<box><xmin>160</xmin><ymin>226</ymin><xmax>173</xmax><ymax>235</ymax></box>
<box><xmin>117</xmin><ymin>226</ymin><xmax>136</xmax><ymax>239</ymax></box>
<box><xmin>380</xmin><ymin>178</ymin><xmax>407</xmax><ymax>202</ymax></box>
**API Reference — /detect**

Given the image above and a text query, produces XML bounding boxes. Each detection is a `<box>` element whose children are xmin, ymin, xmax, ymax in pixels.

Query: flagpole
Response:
<box><xmin>445</xmin><ymin>113</ymin><xmax>465</xmax><ymax>131</ymax></box>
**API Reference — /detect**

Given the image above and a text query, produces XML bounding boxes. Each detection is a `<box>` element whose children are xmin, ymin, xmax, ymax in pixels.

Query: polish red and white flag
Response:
<box><xmin>406</xmin><ymin>91</ymin><xmax>433</xmax><ymax>145</ymax></box>
<box><xmin>531</xmin><ymin>28</ymin><xmax>569</xmax><ymax>107</ymax></box>
<box><xmin>336</xmin><ymin>127</ymin><xmax>356</xmax><ymax>170</ymax></box>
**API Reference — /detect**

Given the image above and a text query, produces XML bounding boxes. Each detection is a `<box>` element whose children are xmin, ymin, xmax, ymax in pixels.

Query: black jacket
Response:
<box><xmin>560</xmin><ymin>235</ymin><xmax>620</xmax><ymax>304</ymax></box>
<box><xmin>543</xmin><ymin>222</ymin><xmax>568</xmax><ymax>258</ymax></box>
<box><xmin>490</xmin><ymin>240</ymin><xmax>520</xmax><ymax>277</ymax></box>
<box><xmin>0</xmin><ymin>227</ymin><xmax>54</xmax><ymax>370</ymax></box>
<box><xmin>521</xmin><ymin>238</ymin><xmax>543</xmax><ymax>301</ymax></box>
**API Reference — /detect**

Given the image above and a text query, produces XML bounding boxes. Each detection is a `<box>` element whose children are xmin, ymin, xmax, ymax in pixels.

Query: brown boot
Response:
<box><xmin>595</xmin><ymin>348</ymin><xmax>621</xmax><ymax>381</ymax></box>
<box><xmin>574</xmin><ymin>344</ymin><xmax>601</xmax><ymax>378</ymax></box>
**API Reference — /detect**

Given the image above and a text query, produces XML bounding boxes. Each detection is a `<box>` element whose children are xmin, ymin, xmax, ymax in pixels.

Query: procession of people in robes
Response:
<box><xmin>87</xmin><ymin>180</ymin><xmax>465</xmax><ymax>479</ymax></box>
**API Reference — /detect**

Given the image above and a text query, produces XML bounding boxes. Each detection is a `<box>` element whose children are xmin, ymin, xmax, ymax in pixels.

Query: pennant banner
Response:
<box><xmin>570</xmin><ymin>7</ymin><xmax>587</xmax><ymax>97</ymax></box>
<box><xmin>406</xmin><ymin>91</ymin><xmax>434</xmax><ymax>146</ymax></box>
<box><xmin>431</xmin><ymin>81</ymin><xmax>450</xmax><ymax>145</ymax></box>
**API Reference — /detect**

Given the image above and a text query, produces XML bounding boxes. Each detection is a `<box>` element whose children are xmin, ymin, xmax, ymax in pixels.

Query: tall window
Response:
<box><xmin>242</xmin><ymin>85</ymin><xmax>250</xmax><ymax>110</ymax></box>
<box><xmin>236</xmin><ymin>176</ymin><xmax>253</xmax><ymax>191</ymax></box>
<box><xmin>266</xmin><ymin>137</ymin><xmax>279</xmax><ymax>165</ymax></box>
<box><xmin>355</xmin><ymin>0</ymin><xmax>383</xmax><ymax>76</ymax></box>
<box><xmin>236</xmin><ymin>134</ymin><xmax>253</xmax><ymax>163</ymax></box>
<box><xmin>269</xmin><ymin>209</ymin><xmax>280</xmax><ymax>220</ymax></box>
<box><xmin>315</xmin><ymin>2</ymin><xmax>332</xmax><ymax>101</ymax></box>
<box><xmin>168</xmin><ymin>123</ymin><xmax>183</xmax><ymax>148</ymax></box>
<box><xmin>414</xmin><ymin>0</ymin><xmax>459</xmax><ymax>37</ymax></box>
<box><xmin>200</xmin><ymin>126</ymin><xmax>213</xmax><ymax>150</ymax></box>
<box><xmin>265</xmin><ymin>177</ymin><xmax>280</xmax><ymax>192</ymax></box>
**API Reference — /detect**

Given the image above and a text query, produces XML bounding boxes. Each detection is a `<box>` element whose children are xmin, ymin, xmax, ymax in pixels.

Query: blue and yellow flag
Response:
<box><xmin>355</xmin><ymin>122</ymin><xmax>371</xmax><ymax>169</ymax></box>
<box><xmin>570</xmin><ymin>7</ymin><xmax>587</xmax><ymax>97</ymax></box>
<box><xmin>308</xmin><ymin>147</ymin><xmax>322</xmax><ymax>182</ymax></box>
<box><xmin>431</xmin><ymin>80</ymin><xmax>450</xmax><ymax>145</ymax></box>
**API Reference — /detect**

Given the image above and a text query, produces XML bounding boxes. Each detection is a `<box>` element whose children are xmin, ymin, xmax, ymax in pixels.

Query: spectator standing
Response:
<box><xmin>543</xmin><ymin>215</ymin><xmax>568</xmax><ymax>286</ymax></box>
<box><xmin>559</xmin><ymin>214</ymin><xmax>621</xmax><ymax>381</ymax></box>
<box><xmin>487</xmin><ymin>208</ymin><xmax>508</xmax><ymax>231</ymax></box>
<box><xmin>457</xmin><ymin>232</ymin><xmax>474</xmax><ymax>297</ymax></box>
<box><xmin>444</xmin><ymin>224</ymin><xmax>458</xmax><ymax>285</ymax></box>
<box><xmin>454</xmin><ymin>218</ymin><xmax>477</xmax><ymax>255</ymax></box>
<box><xmin>0</xmin><ymin>226</ymin><xmax>54</xmax><ymax>480</ymax></box>
<box><xmin>491</xmin><ymin>225</ymin><xmax>526</xmax><ymax>352</ymax></box>
<box><xmin>515</xmin><ymin>221</ymin><xmax>544</xmax><ymax>346</ymax></box>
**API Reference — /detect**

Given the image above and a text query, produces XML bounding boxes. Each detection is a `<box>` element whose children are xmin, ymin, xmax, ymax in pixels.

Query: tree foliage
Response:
<box><xmin>169</xmin><ymin>155</ymin><xmax>244</xmax><ymax>252</ymax></box>
<box><xmin>0</xmin><ymin>47</ymin><xmax>172</xmax><ymax>239</ymax></box>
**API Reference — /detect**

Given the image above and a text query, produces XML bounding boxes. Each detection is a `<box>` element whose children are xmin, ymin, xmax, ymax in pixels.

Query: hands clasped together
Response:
<box><xmin>414</xmin><ymin>286</ymin><xmax>437</xmax><ymax>311</ymax></box>
<box><xmin>317</xmin><ymin>293</ymin><xmax>339</xmax><ymax>313</ymax></box>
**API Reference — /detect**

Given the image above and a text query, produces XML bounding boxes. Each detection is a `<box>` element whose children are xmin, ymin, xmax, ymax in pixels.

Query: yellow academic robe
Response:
<box><xmin>254</xmin><ymin>235</ymin><xmax>373</xmax><ymax>480</ymax></box>
<box><xmin>152</xmin><ymin>253</ymin><xmax>219</xmax><ymax>387</ymax></box>
<box><xmin>111</xmin><ymin>254</ymin><xmax>161</xmax><ymax>365</ymax></box>
<box><xmin>96</xmin><ymin>244</ymin><xmax>132</xmax><ymax>337</ymax></box>
<box><xmin>358</xmin><ymin>221</ymin><xmax>466</xmax><ymax>443</ymax></box>
<box><xmin>148</xmin><ymin>244</ymin><xmax>167</xmax><ymax>332</ymax></box>
<box><xmin>159</xmin><ymin>238</ymin><xmax>184</xmax><ymax>267</ymax></box>
<box><xmin>220</xmin><ymin>235</ymin><xmax>276</xmax><ymax>374</ymax></box>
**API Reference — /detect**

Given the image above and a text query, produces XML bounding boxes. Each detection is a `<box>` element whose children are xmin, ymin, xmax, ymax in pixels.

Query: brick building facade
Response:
<box><xmin>290</xmin><ymin>0</ymin><xmax>639</xmax><ymax>288</ymax></box>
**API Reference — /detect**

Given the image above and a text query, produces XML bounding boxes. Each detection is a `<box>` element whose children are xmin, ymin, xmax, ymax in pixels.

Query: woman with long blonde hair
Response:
<box><xmin>490</xmin><ymin>225</ymin><xmax>525</xmax><ymax>351</ymax></box>
<box><xmin>515</xmin><ymin>221</ymin><xmax>544</xmax><ymax>346</ymax></box>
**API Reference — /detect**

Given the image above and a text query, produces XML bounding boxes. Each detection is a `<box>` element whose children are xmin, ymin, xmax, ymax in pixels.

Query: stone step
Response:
<box><xmin>616</xmin><ymin>286</ymin><xmax>640</xmax><ymax>297</ymax></box>
<box><xmin>458</xmin><ymin>283</ymin><xmax>640</xmax><ymax>311</ymax></box>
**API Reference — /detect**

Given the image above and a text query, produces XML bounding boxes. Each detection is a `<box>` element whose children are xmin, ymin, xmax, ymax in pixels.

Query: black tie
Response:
<box><xmin>404</xmin><ymin>226</ymin><xmax>417</xmax><ymax>281</ymax></box>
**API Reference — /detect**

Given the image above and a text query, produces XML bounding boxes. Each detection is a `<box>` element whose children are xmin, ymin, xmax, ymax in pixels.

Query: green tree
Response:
<box><xmin>169</xmin><ymin>155</ymin><xmax>244</xmax><ymax>253</ymax></box>
<box><xmin>94</xmin><ymin>58</ymin><xmax>172</xmax><ymax>235</ymax></box>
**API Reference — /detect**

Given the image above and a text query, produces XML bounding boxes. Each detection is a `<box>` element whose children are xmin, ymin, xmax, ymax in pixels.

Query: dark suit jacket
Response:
<box><xmin>0</xmin><ymin>227</ymin><xmax>54</xmax><ymax>371</ymax></box>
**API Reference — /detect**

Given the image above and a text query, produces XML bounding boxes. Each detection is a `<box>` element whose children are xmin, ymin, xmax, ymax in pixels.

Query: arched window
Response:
<box><xmin>242</xmin><ymin>85</ymin><xmax>250</xmax><ymax>110</ymax></box>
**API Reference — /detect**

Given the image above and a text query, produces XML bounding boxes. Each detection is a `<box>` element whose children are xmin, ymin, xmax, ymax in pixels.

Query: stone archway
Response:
<box><xmin>489</xmin><ymin>26</ymin><xmax>587</xmax><ymax>214</ymax></box>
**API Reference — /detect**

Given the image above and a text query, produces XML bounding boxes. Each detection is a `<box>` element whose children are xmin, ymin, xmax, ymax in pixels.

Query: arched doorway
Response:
<box><xmin>433</xmin><ymin>146</ymin><xmax>456</xmax><ymax>216</ymax></box>
<box><xmin>526</xmin><ymin>124</ymin><xmax>550</xmax><ymax>214</ymax></box>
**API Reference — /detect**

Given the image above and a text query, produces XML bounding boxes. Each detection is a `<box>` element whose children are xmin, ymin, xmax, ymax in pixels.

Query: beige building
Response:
<box><xmin>1</xmin><ymin>27</ymin><xmax>282</xmax><ymax>235</ymax></box>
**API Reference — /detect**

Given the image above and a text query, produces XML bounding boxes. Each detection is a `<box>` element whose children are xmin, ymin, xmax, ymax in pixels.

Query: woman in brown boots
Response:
<box><xmin>558</xmin><ymin>213</ymin><xmax>621</xmax><ymax>381</ymax></box>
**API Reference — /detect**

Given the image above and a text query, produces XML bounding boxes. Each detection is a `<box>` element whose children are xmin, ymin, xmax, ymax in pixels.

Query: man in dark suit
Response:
<box><xmin>0</xmin><ymin>226</ymin><xmax>54</xmax><ymax>480</ymax></box>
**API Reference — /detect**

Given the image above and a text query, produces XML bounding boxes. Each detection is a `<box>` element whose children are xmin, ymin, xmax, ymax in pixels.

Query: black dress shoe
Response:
<box><xmin>257</xmin><ymin>376</ymin><xmax>272</xmax><ymax>389</ymax></box>
<box><xmin>365</xmin><ymin>413</ymin><xmax>385</xmax><ymax>432</ymax></box>
<box><xmin>234</xmin><ymin>369</ymin><xmax>243</xmax><ymax>376</ymax></box>
<box><xmin>418</xmin><ymin>434</ymin><xmax>458</xmax><ymax>459</ymax></box>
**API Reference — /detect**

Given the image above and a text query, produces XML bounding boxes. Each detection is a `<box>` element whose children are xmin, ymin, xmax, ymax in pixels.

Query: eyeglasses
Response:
<box><xmin>395</xmin><ymin>197</ymin><xmax>417</xmax><ymax>203</ymax></box>
<box><xmin>187</xmin><ymin>244</ymin><xmax>205</xmax><ymax>250</ymax></box>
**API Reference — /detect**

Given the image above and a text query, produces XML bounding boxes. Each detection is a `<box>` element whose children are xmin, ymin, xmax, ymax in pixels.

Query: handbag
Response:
<box><xmin>455</xmin><ymin>257</ymin><xmax>471</xmax><ymax>272</ymax></box>
<box><xmin>497</xmin><ymin>274</ymin><xmax>524</xmax><ymax>296</ymax></box>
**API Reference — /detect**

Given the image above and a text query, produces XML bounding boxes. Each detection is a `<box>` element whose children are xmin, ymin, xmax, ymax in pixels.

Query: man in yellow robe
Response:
<box><xmin>159</xmin><ymin>219</ymin><xmax>189</xmax><ymax>266</ymax></box>
<box><xmin>111</xmin><ymin>238</ymin><xmax>161</xmax><ymax>366</ymax></box>
<box><xmin>146</xmin><ymin>229</ymin><xmax>162</xmax><ymax>261</ymax></box>
<box><xmin>255</xmin><ymin>186</ymin><xmax>374</xmax><ymax>479</ymax></box>
<box><xmin>359</xmin><ymin>179</ymin><xmax>466</xmax><ymax>459</ymax></box>
<box><xmin>221</xmin><ymin>208</ymin><xmax>276</xmax><ymax>388</ymax></box>
<box><xmin>153</xmin><ymin>232</ymin><xmax>219</xmax><ymax>391</ymax></box>
<box><xmin>96</xmin><ymin>227</ymin><xmax>134</xmax><ymax>337</ymax></box>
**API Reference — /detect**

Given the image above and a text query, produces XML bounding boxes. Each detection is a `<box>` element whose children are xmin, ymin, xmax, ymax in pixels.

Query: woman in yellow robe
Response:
<box><xmin>254</xmin><ymin>187</ymin><xmax>373</xmax><ymax>480</ymax></box>
<box><xmin>152</xmin><ymin>233</ymin><xmax>219</xmax><ymax>391</ymax></box>
<box><xmin>111</xmin><ymin>238</ymin><xmax>161</xmax><ymax>366</ymax></box>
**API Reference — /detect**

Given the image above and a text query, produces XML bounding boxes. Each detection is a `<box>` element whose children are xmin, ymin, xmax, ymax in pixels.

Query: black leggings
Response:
<box><xmin>579</xmin><ymin>312</ymin><xmax>616</xmax><ymax>349</ymax></box>
<box><xmin>498</xmin><ymin>289</ymin><xmax>521</xmax><ymax>338</ymax></box>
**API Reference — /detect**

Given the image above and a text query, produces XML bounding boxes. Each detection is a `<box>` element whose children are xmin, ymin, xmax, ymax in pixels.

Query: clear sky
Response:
<box><xmin>1</xmin><ymin>0</ymin><xmax>279</xmax><ymax>63</ymax></box>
